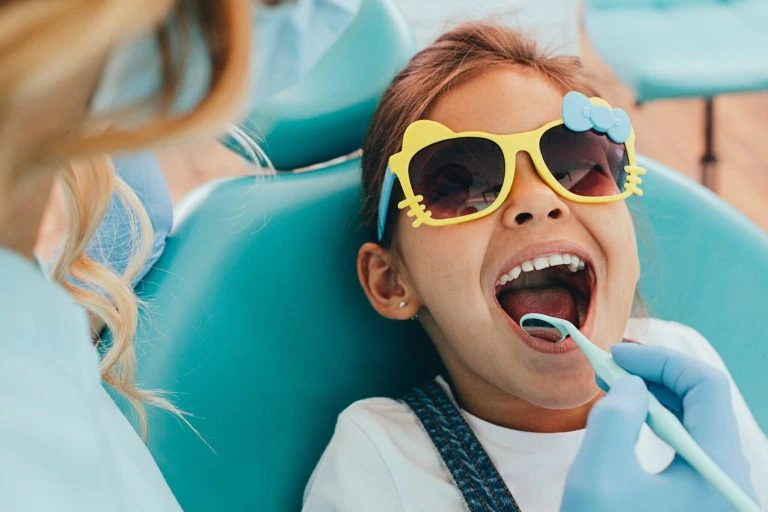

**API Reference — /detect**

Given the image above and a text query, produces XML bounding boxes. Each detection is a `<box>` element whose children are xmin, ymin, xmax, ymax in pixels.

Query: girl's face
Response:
<box><xmin>359</xmin><ymin>66</ymin><xmax>640</xmax><ymax>416</ymax></box>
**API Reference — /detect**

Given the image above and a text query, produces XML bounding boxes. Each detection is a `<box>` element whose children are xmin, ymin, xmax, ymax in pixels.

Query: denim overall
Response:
<box><xmin>403</xmin><ymin>380</ymin><xmax>523</xmax><ymax>512</ymax></box>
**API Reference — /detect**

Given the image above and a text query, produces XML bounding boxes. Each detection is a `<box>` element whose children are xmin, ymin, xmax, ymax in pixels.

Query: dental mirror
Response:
<box><xmin>519</xmin><ymin>315</ymin><xmax>568</xmax><ymax>343</ymax></box>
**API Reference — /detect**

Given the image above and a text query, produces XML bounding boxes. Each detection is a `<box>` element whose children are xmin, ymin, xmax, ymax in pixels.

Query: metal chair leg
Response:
<box><xmin>701</xmin><ymin>97</ymin><xmax>717</xmax><ymax>190</ymax></box>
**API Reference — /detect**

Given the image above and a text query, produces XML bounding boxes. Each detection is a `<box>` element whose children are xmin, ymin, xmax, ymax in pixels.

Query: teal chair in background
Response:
<box><xmin>584</xmin><ymin>0</ymin><xmax>768</xmax><ymax>189</ymax></box>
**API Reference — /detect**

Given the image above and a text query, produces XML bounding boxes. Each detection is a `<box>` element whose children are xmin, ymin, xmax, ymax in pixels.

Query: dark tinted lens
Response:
<box><xmin>409</xmin><ymin>137</ymin><xmax>505</xmax><ymax>219</ymax></box>
<box><xmin>539</xmin><ymin>125</ymin><xmax>628</xmax><ymax>197</ymax></box>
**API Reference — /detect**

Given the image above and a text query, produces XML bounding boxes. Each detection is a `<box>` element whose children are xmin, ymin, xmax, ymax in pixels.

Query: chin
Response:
<box><xmin>523</xmin><ymin>364</ymin><xmax>600</xmax><ymax>410</ymax></box>
<box><xmin>533</xmin><ymin>385</ymin><xmax>601</xmax><ymax>410</ymax></box>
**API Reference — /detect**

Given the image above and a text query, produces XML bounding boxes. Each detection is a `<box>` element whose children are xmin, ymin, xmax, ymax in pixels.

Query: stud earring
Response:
<box><xmin>398</xmin><ymin>300</ymin><xmax>408</xmax><ymax>309</ymax></box>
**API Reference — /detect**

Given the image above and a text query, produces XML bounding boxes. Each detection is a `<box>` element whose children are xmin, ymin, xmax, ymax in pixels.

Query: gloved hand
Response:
<box><xmin>561</xmin><ymin>344</ymin><xmax>758</xmax><ymax>512</ymax></box>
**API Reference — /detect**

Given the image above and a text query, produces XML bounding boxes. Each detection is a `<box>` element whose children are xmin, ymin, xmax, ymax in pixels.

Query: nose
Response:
<box><xmin>500</xmin><ymin>152</ymin><xmax>571</xmax><ymax>228</ymax></box>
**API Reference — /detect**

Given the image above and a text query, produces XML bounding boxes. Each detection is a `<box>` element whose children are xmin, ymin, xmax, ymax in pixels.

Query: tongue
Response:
<box><xmin>500</xmin><ymin>287</ymin><xmax>578</xmax><ymax>325</ymax></box>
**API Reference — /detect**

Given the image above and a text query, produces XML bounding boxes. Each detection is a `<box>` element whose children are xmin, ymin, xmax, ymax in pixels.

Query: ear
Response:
<box><xmin>357</xmin><ymin>242</ymin><xmax>421</xmax><ymax>320</ymax></box>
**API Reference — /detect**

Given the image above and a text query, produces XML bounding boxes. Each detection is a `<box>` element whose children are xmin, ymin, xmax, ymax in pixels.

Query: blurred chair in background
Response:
<box><xmin>584</xmin><ymin>0</ymin><xmax>768</xmax><ymax>190</ymax></box>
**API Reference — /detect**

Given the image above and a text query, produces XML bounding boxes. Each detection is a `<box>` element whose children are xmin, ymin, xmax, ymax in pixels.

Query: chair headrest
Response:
<box><xmin>223</xmin><ymin>0</ymin><xmax>415</xmax><ymax>170</ymax></box>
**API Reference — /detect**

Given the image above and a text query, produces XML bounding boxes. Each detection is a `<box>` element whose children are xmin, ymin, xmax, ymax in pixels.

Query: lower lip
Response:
<box><xmin>496</xmin><ymin>276</ymin><xmax>598</xmax><ymax>355</ymax></box>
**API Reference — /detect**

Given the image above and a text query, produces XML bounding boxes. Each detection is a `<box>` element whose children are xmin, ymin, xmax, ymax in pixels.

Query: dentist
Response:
<box><xmin>0</xmin><ymin>1</ymin><xmax>249</xmax><ymax>509</ymax></box>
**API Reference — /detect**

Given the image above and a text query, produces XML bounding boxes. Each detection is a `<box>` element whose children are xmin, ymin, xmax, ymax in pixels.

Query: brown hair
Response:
<box><xmin>361</xmin><ymin>22</ymin><xmax>600</xmax><ymax>246</ymax></box>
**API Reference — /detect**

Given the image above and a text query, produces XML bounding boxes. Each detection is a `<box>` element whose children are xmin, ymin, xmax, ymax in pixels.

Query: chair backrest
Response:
<box><xmin>221</xmin><ymin>0</ymin><xmax>415</xmax><ymax>170</ymax></box>
<box><xmin>632</xmin><ymin>156</ymin><xmax>768</xmax><ymax>425</ymax></box>
<box><xmin>134</xmin><ymin>162</ymin><xmax>440</xmax><ymax>511</ymax></box>
<box><xmin>133</xmin><ymin>155</ymin><xmax>768</xmax><ymax>511</ymax></box>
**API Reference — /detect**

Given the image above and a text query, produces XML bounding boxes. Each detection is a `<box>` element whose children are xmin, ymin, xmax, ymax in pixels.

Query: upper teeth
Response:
<box><xmin>496</xmin><ymin>253</ymin><xmax>585</xmax><ymax>286</ymax></box>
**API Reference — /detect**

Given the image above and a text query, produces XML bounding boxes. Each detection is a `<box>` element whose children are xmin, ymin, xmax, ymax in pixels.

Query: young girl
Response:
<box><xmin>302</xmin><ymin>23</ymin><xmax>768</xmax><ymax>510</ymax></box>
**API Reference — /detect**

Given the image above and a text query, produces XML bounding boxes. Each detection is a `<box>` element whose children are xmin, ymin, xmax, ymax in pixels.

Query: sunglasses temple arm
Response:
<box><xmin>377</xmin><ymin>168</ymin><xmax>398</xmax><ymax>242</ymax></box>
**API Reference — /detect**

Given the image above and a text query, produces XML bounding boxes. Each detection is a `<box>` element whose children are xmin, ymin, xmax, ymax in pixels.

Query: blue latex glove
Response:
<box><xmin>561</xmin><ymin>344</ymin><xmax>757</xmax><ymax>512</ymax></box>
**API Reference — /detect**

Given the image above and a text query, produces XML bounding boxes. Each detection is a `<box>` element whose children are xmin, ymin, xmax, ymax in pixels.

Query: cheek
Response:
<box><xmin>397</xmin><ymin>218</ymin><xmax>489</xmax><ymax>306</ymax></box>
<box><xmin>615</xmin><ymin>210</ymin><xmax>641</xmax><ymax>284</ymax></box>
<box><xmin>591</xmin><ymin>203</ymin><xmax>636</xmax><ymax>252</ymax></box>
<box><xmin>580</xmin><ymin>204</ymin><xmax>640</xmax><ymax>287</ymax></box>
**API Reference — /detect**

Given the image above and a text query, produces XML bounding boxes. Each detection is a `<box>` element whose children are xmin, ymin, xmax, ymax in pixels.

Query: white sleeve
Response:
<box><xmin>643</xmin><ymin>320</ymin><xmax>768</xmax><ymax>508</ymax></box>
<box><xmin>303</xmin><ymin>413</ymin><xmax>403</xmax><ymax>512</ymax></box>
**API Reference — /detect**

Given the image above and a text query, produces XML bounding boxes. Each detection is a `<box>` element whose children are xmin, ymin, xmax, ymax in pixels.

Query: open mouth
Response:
<box><xmin>494</xmin><ymin>252</ymin><xmax>596</xmax><ymax>352</ymax></box>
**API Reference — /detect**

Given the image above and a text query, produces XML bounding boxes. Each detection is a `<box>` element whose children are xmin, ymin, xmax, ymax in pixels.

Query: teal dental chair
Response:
<box><xmin>222</xmin><ymin>0</ymin><xmax>414</xmax><ymax>170</ymax></box>
<box><xmin>131</xmin><ymin>4</ymin><xmax>768</xmax><ymax>509</ymax></box>
<box><xmin>584</xmin><ymin>0</ymin><xmax>768</xmax><ymax>189</ymax></box>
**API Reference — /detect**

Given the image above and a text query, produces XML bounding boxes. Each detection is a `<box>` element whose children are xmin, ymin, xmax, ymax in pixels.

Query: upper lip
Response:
<box><xmin>490</xmin><ymin>240</ymin><xmax>596</xmax><ymax>293</ymax></box>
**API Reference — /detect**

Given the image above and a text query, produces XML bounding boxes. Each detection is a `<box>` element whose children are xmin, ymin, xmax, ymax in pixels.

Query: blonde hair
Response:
<box><xmin>49</xmin><ymin>157</ymin><xmax>171</xmax><ymax>438</ymax></box>
<box><xmin>1</xmin><ymin>0</ymin><xmax>251</xmax><ymax>438</ymax></box>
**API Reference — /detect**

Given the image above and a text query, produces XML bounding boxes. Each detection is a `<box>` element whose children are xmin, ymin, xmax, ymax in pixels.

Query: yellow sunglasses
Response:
<box><xmin>377</xmin><ymin>92</ymin><xmax>646</xmax><ymax>241</ymax></box>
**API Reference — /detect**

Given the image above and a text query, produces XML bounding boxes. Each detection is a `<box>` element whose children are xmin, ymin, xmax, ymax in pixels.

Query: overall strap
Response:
<box><xmin>402</xmin><ymin>380</ymin><xmax>522</xmax><ymax>512</ymax></box>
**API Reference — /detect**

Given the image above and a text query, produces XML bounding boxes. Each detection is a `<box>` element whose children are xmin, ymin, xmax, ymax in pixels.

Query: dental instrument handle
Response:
<box><xmin>566</xmin><ymin>326</ymin><xmax>761</xmax><ymax>512</ymax></box>
<box><xmin>646</xmin><ymin>399</ymin><xmax>760</xmax><ymax>512</ymax></box>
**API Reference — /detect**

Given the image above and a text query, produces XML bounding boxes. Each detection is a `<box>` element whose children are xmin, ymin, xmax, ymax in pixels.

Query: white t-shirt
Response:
<box><xmin>0</xmin><ymin>249</ymin><xmax>181</xmax><ymax>511</ymax></box>
<box><xmin>302</xmin><ymin>318</ymin><xmax>768</xmax><ymax>511</ymax></box>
